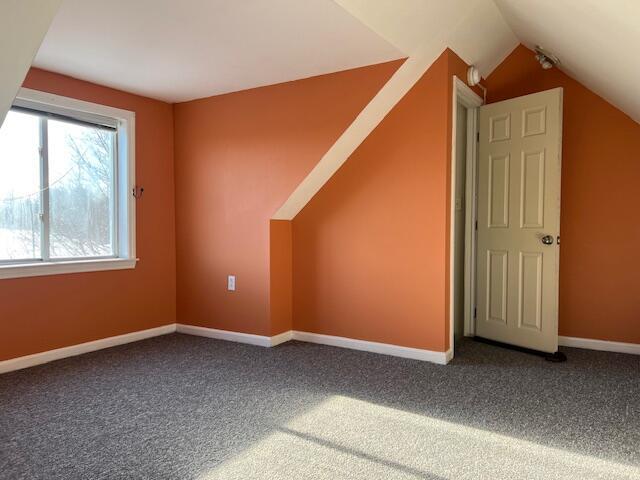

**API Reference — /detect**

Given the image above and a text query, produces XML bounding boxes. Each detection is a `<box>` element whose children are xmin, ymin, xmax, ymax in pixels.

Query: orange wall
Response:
<box><xmin>292</xmin><ymin>50</ymin><xmax>471</xmax><ymax>352</ymax></box>
<box><xmin>269</xmin><ymin>219</ymin><xmax>293</xmax><ymax>335</ymax></box>
<box><xmin>485</xmin><ymin>45</ymin><xmax>640</xmax><ymax>344</ymax></box>
<box><xmin>173</xmin><ymin>61</ymin><xmax>402</xmax><ymax>336</ymax></box>
<box><xmin>0</xmin><ymin>68</ymin><xmax>176</xmax><ymax>361</ymax></box>
<box><xmin>6</xmin><ymin>43</ymin><xmax>637</xmax><ymax>363</ymax></box>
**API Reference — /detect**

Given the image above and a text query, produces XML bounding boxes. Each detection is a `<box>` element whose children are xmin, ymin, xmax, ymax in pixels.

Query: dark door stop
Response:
<box><xmin>474</xmin><ymin>336</ymin><xmax>567</xmax><ymax>362</ymax></box>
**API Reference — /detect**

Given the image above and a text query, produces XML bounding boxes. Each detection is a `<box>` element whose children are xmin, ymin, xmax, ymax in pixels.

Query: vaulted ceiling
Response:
<box><xmin>334</xmin><ymin>0</ymin><xmax>517</xmax><ymax>76</ymax></box>
<box><xmin>27</xmin><ymin>0</ymin><xmax>640</xmax><ymax>123</ymax></box>
<box><xmin>494</xmin><ymin>0</ymin><xmax>640</xmax><ymax>123</ymax></box>
<box><xmin>337</xmin><ymin>0</ymin><xmax>640</xmax><ymax>123</ymax></box>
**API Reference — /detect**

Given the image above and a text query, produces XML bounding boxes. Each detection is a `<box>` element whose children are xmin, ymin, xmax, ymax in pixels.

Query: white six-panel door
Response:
<box><xmin>476</xmin><ymin>88</ymin><xmax>562</xmax><ymax>353</ymax></box>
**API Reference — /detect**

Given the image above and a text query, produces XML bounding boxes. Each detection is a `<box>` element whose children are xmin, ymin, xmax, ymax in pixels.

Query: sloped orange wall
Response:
<box><xmin>485</xmin><ymin>45</ymin><xmax>640</xmax><ymax>344</ymax></box>
<box><xmin>292</xmin><ymin>50</ymin><xmax>472</xmax><ymax>352</ymax></box>
<box><xmin>0</xmin><ymin>68</ymin><xmax>176</xmax><ymax>361</ymax></box>
<box><xmin>173</xmin><ymin>61</ymin><xmax>402</xmax><ymax>336</ymax></box>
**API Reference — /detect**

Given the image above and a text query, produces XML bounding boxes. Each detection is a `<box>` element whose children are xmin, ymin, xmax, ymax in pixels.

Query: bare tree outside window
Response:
<box><xmin>0</xmin><ymin>111</ymin><xmax>42</xmax><ymax>261</ymax></box>
<box><xmin>0</xmin><ymin>111</ymin><xmax>116</xmax><ymax>261</ymax></box>
<box><xmin>49</xmin><ymin>119</ymin><xmax>115</xmax><ymax>258</ymax></box>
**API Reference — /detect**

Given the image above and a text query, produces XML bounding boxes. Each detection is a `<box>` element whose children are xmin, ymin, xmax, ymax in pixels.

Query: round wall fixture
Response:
<box><xmin>467</xmin><ymin>66</ymin><xmax>481</xmax><ymax>86</ymax></box>
<box><xmin>534</xmin><ymin>45</ymin><xmax>560</xmax><ymax>70</ymax></box>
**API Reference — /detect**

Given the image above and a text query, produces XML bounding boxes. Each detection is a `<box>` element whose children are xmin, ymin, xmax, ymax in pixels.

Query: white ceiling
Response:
<box><xmin>335</xmin><ymin>0</ymin><xmax>518</xmax><ymax>77</ymax></box>
<box><xmin>494</xmin><ymin>0</ymin><xmax>640</xmax><ymax>123</ymax></box>
<box><xmin>336</xmin><ymin>0</ymin><xmax>640</xmax><ymax>124</ymax></box>
<box><xmin>32</xmin><ymin>0</ymin><xmax>640</xmax><ymax>123</ymax></box>
<box><xmin>34</xmin><ymin>0</ymin><xmax>402</xmax><ymax>103</ymax></box>
<box><xmin>0</xmin><ymin>0</ymin><xmax>61</xmax><ymax>126</ymax></box>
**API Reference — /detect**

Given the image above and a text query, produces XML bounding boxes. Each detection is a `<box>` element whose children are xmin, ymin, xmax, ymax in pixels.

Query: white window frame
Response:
<box><xmin>0</xmin><ymin>88</ymin><xmax>136</xmax><ymax>279</ymax></box>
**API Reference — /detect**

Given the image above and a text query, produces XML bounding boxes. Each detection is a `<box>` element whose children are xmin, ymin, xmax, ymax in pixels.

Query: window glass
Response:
<box><xmin>48</xmin><ymin>119</ymin><xmax>116</xmax><ymax>258</ymax></box>
<box><xmin>0</xmin><ymin>111</ymin><xmax>42</xmax><ymax>261</ymax></box>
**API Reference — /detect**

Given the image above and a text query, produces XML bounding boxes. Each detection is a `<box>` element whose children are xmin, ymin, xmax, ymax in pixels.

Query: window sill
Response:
<box><xmin>0</xmin><ymin>258</ymin><xmax>137</xmax><ymax>280</ymax></box>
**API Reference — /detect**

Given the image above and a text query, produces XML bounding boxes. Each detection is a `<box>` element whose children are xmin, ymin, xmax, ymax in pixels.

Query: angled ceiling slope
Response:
<box><xmin>0</xmin><ymin>0</ymin><xmax>62</xmax><ymax>127</ymax></box>
<box><xmin>339</xmin><ymin>0</ymin><xmax>640</xmax><ymax>125</ymax></box>
<box><xmin>34</xmin><ymin>0</ymin><xmax>402</xmax><ymax>103</ymax></box>
<box><xmin>335</xmin><ymin>0</ymin><xmax>518</xmax><ymax>77</ymax></box>
<box><xmin>494</xmin><ymin>0</ymin><xmax>640</xmax><ymax>124</ymax></box>
<box><xmin>274</xmin><ymin>0</ymin><xmax>518</xmax><ymax>219</ymax></box>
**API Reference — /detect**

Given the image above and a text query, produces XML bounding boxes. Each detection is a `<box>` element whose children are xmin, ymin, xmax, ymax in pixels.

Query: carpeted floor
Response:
<box><xmin>1</xmin><ymin>334</ymin><xmax>638</xmax><ymax>479</ymax></box>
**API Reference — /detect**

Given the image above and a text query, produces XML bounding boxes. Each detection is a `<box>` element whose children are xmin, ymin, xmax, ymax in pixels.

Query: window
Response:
<box><xmin>0</xmin><ymin>89</ymin><xmax>136</xmax><ymax>279</ymax></box>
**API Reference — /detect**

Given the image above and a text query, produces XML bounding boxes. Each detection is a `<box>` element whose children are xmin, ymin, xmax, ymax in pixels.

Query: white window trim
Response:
<box><xmin>0</xmin><ymin>88</ymin><xmax>137</xmax><ymax>280</ymax></box>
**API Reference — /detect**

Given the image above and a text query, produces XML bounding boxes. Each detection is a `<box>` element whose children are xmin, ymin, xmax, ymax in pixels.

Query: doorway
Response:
<box><xmin>453</xmin><ymin>102</ymin><xmax>467</xmax><ymax>343</ymax></box>
<box><xmin>449</xmin><ymin>78</ymin><xmax>563</xmax><ymax>360</ymax></box>
<box><xmin>450</xmin><ymin>77</ymin><xmax>483</xmax><ymax>356</ymax></box>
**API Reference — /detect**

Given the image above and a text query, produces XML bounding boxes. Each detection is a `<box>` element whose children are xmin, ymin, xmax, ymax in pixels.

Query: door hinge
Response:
<box><xmin>474</xmin><ymin>307</ymin><xmax>477</xmax><ymax>319</ymax></box>
<box><xmin>475</xmin><ymin>220</ymin><xmax>478</xmax><ymax>231</ymax></box>
<box><xmin>476</xmin><ymin>132</ymin><xmax>480</xmax><ymax>142</ymax></box>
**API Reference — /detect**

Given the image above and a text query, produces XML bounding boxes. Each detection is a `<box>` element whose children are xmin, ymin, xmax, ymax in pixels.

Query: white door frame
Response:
<box><xmin>449</xmin><ymin>76</ymin><xmax>483</xmax><ymax>359</ymax></box>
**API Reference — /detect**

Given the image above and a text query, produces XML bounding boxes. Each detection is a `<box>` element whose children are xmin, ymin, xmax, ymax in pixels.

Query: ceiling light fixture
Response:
<box><xmin>534</xmin><ymin>45</ymin><xmax>560</xmax><ymax>70</ymax></box>
<box><xmin>467</xmin><ymin>66</ymin><xmax>481</xmax><ymax>86</ymax></box>
<box><xmin>466</xmin><ymin>65</ymin><xmax>487</xmax><ymax>104</ymax></box>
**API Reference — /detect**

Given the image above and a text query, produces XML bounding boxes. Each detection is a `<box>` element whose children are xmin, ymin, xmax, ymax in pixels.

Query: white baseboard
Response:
<box><xmin>4</xmin><ymin>323</ymin><xmax>446</xmax><ymax>375</ymax></box>
<box><xmin>271</xmin><ymin>330</ymin><xmax>294</xmax><ymax>346</ymax></box>
<box><xmin>0</xmin><ymin>324</ymin><xmax>176</xmax><ymax>374</ymax></box>
<box><xmin>7</xmin><ymin>324</ymin><xmax>635</xmax><ymax>376</ymax></box>
<box><xmin>30</xmin><ymin>325</ymin><xmax>637</xmax><ymax>376</ymax></box>
<box><xmin>291</xmin><ymin>331</ymin><xmax>449</xmax><ymax>365</ymax></box>
<box><xmin>444</xmin><ymin>348</ymin><xmax>454</xmax><ymax>363</ymax></box>
<box><xmin>176</xmin><ymin>323</ymin><xmax>290</xmax><ymax>347</ymax></box>
<box><xmin>175</xmin><ymin>325</ymin><xmax>448</xmax><ymax>364</ymax></box>
<box><xmin>559</xmin><ymin>336</ymin><xmax>640</xmax><ymax>355</ymax></box>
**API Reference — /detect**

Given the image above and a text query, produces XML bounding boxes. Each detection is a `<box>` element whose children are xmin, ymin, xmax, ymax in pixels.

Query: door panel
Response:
<box><xmin>476</xmin><ymin>88</ymin><xmax>562</xmax><ymax>353</ymax></box>
<box><xmin>520</xmin><ymin>150</ymin><xmax>545</xmax><ymax>228</ymax></box>
<box><xmin>488</xmin><ymin>154</ymin><xmax>509</xmax><ymax>227</ymax></box>
<box><xmin>518</xmin><ymin>252</ymin><xmax>542</xmax><ymax>331</ymax></box>
<box><xmin>487</xmin><ymin>250</ymin><xmax>508</xmax><ymax>324</ymax></box>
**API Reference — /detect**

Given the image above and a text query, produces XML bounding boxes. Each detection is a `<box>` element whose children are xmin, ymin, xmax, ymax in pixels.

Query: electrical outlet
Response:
<box><xmin>227</xmin><ymin>275</ymin><xmax>236</xmax><ymax>291</ymax></box>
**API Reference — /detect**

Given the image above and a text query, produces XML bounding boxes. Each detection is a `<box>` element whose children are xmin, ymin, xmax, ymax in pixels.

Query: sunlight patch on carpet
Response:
<box><xmin>199</xmin><ymin>395</ymin><xmax>638</xmax><ymax>480</ymax></box>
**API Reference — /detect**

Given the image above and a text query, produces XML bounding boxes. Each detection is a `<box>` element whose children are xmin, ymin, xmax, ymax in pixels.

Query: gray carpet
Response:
<box><xmin>0</xmin><ymin>334</ymin><xmax>638</xmax><ymax>479</ymax></box>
